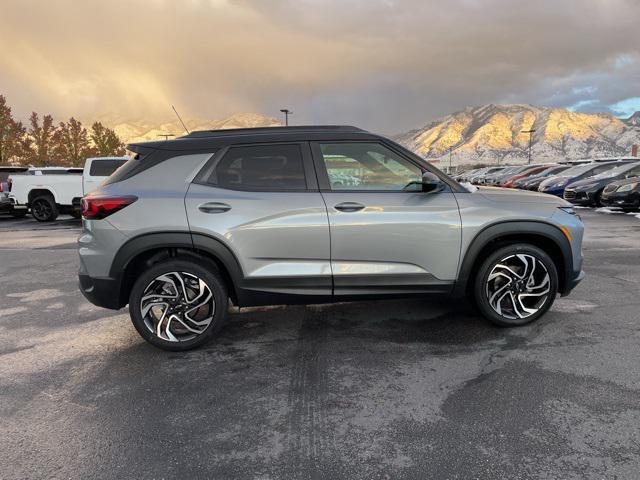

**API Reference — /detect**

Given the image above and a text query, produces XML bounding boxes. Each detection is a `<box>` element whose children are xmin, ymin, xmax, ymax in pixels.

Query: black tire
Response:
<box><xmin>10</xmin><ymin>209</ymin><xmax>27</xmax><ymax>218</ymax></box>
<box><xmin>473</xmin><ymin>244</ymin><xmax>558</xmax><ymax>327</ymax></box>
<box><xmin>128</xmin><ymin>258</ymin><xmax>228</xmax><ymax>351</ymax></box>
<box><xmin>31</xmin><ymin>195</ymin><xmax>59</xmax><ymax>222</ymax></box>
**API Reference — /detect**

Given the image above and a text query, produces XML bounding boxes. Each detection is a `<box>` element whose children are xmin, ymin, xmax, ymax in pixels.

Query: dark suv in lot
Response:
<box><xmin>78</xmin><ymin>126</ymin><xmax>584</xmax><ymax>350</ymax></box>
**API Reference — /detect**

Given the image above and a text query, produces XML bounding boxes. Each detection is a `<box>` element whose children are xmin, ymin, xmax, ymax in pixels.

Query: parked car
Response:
<box><xmin>600</xmin><ymin>176</ymin><xmax>640</xmax><ymax>211</ymax></box>
<box><xmin>482</xmin><ymin>166</ymin><xmax>520</xmax><ymax>185</ymax></box>
<box><xmin>501</xmin><ymin>164</ymin><xmax>554</xmax><ymax>188</ymax></box>
<box><xmin>9</xmin><ymin>157</ymin><xmax>126</xmax><ymax>221</ymax></box>
<box><xmin>495</xmin><ymin>165</ymin><xmax>553</xmax><ymax>187</ymax></box>
<box><xmin>538</xmin><ymin>161</ymin><xmax>630</xmax><ymax>197</ymax></box>
<box><xmin>78</xmin><ymin>125</ymin><xmax>584</xmax><ymax>351</ymax></box>
<box><xmin>0</xmin><ymin>166</ymin><xmax>29</xmax><ymax>217</ymax></box>
<box><xmin>563</xmin><ymin>161</ymin><xmax>640</xmax><ymax>206</ymax></box>
<box><xmin>514</xmin><ymin>165</ymin><xmax>570</xmax><ymax>190</ymax></box>
<box><xmin>470</xmin><ymin>166</ymin><xmax>507</xmax><ymax>184</ymax></box>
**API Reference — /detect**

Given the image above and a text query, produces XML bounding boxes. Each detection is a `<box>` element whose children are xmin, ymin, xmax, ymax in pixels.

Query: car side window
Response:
<box><xmin>318</xmin><ymin>142</ymin><xmax>422</xmax><ymax>191</ymax></box>
<box><xmin>208</xmin><ymin>144</ymin><xmax>307</xmax><ymax>191</ymax></box>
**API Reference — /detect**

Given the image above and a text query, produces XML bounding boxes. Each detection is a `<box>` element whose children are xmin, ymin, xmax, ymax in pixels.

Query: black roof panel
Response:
<box><xmin>183</xmin><ymin>125</ymin><xmax>367</xmax><ymax>138</ymax></box>
<box><xmin>127</xmin><ymin>125</ymin><xmax>376</xmax><ymax>151</ymax></box>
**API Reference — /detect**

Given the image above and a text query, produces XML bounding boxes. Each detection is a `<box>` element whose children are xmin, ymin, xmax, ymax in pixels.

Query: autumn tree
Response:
<box><xmin>28</xmin><ymin>112</ymin><xmax>56</xmax><ymax>166</ymax></box>
<box><xmin>90</xmin><ymin>122</ymin><xmax>125</xmax><ymax>156</ymax></box>
<box><xmin>0</xmin><ymin>95</ymin><xmax>29</xmax><ymax>165</ymax></box>
<box><xmin>51</xmin><ymin>117</ymin><xmax>92</xmax><ymax>167</ymax></box>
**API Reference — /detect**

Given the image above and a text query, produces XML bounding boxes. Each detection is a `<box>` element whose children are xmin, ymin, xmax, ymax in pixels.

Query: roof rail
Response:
<box><xmin>182</xmin><ymin>125</ymin><xmax>368</xmax><ymax>138</ymax></box>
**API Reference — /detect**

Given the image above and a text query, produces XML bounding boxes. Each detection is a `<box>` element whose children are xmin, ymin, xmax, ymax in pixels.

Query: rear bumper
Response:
<box><xmin>78</xmin><ymin>273</ymin><xmax>124</xmax><ymax>310</ymax></box>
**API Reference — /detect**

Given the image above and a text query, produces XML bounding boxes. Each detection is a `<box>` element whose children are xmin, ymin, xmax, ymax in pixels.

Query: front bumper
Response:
<box><xmin>561</xmin><ymin>269</ymin><xmax>585</xmax><ymax>296</ymax></box>
<box><xmin>539</xmin><ymin>187</ymin><xmax>565</xmax><ymax>197</ymax></box>
<box><xmin>79</xmin><ymin>273</ymin><xmax>124</xmax><ymax>310</ymax></box>
<box><xmin>563</xmin><ymin>189</ymin><xmax>598</xmax><ymax>206</ymax></box>
<box><xmin>601</xmin><ymin>192</ymin><xmax>640</xmax><ymax>209</ymax></box>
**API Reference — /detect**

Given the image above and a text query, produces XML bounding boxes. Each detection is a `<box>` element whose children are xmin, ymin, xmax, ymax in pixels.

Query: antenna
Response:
<box><xmin>172</xmin><ymin>105</ymin><xmax>190</xmax><ymax>134</ymax></box>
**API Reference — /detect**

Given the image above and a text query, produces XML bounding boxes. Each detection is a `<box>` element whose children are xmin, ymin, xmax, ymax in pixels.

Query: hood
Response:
<box><xmin>478</xmin><ymin>186</ymin><xmax>570</xmax><ymax>205</ymax></box>
<box><xmin>567</xmin><ymin>176</ymin><xmax>611</xmax><ymax>189</ymax></box>
<box><xmin>539</xmin><ymin>175</ymin><xmax>570</xmax><ymax>188</ymax></box>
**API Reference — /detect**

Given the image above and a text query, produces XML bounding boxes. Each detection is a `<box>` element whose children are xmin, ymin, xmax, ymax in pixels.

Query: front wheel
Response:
<box><xmin>129</xmin><ymin>258</ymin><xmax>228</xmax><ymax>351</ymax></box>
<box><xmin>473</xmin><ymin>244</ymin><xmax>558</xmax><ymax>327</ymax></box>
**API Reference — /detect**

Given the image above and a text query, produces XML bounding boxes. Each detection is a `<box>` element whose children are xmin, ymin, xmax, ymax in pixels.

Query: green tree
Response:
<box><xmin>52</xmin><ymin>117</ymin><xmax>92</xmax><ymax>167</ymax></box>
<box><xmin>0</xmin><ymin>95</ymin><xmax>28</xmax><ymax>165</ymax></box>
<box><xmin>90</xmin><ymin>122</ymin><xmax>125</xmax><ymax>156</ymax></box>
<box><xmin>28</xmin><ymin>112</ymin><xmax>56</xmax><ymax>166</ymax></box>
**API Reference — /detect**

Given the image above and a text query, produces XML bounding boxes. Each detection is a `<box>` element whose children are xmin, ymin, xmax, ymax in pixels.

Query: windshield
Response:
<box><xmin>590</xmin><ymin>163</ymin><xmax>638</xmax><ymax>179</ymax></box>
<box><xmin>560</xmin><ymin>163</ymin><xmax>601</xmax><ymax>177</ymax></box>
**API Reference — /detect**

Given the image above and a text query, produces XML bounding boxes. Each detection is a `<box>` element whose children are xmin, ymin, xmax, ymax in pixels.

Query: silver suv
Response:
<box><xmin>78</xmin><ymin>126</ymin><xmax>584</xmax><ymax>351</ymax></box>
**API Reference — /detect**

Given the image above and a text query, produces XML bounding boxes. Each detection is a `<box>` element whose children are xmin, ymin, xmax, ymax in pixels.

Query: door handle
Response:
<box><xmin>334</xmin><ymin>202</ymin><xmax>365</xmax><ymax>212</ymax></box>
<box><xmin>198</xmin><ymin>202</ymin><xmax>231</xmax><ymax>214</ymax></box>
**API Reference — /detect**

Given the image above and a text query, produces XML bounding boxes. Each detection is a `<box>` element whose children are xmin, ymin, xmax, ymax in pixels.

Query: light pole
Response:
<box><xmin>521</xmin><ymin>129</ymin><xmax>536</xmax><ymax>164</ymax></box>
<box><xmin>280</xmin><ymin>109</ymin><xmax>292</xmax><ymax>126</ymax></box>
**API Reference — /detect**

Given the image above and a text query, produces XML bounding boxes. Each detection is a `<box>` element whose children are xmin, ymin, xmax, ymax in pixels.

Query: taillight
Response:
<box><xmin>81</xmin><ymin>195</ymin><xmax>137</xmax><ymax>220</ymax></box>
<box><xmin>0</xmin><ymin>183</ymin><xmax>3</xmax><ymax>193</ymax></box>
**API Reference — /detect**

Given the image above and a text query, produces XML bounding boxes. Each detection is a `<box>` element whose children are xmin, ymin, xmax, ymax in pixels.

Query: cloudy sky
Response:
<box><xmin>1</xmin><ymin>0</ymin><xmax>639</xmax><ymax>133</ymax></box>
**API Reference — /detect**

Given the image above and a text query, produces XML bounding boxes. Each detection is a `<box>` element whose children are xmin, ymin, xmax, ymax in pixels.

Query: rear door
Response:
<box><xmin>312</xmin><ymin>141</ymin><xmax>462</xmax><ymax>295</ymax></box>
<box><xmin>185</xmin><ymin>142</ymin><xmax>331</xmax><ymax>297</ymax></box>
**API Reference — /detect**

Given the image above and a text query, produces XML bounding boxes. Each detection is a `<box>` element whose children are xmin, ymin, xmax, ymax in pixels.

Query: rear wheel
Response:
<box><xmin>129</xmin><ymin>258</ymin><xmax>228</xmax><ymax>351</ymax></box>
<box><xmin>31</xmin><ymin>195</ymin><xmax>58</xmax><ymax>222</ymax></box>
<box><xmin>473</xmin><ymin>244</ymin><xmax>558</xmax><ymax>327</ymax></box>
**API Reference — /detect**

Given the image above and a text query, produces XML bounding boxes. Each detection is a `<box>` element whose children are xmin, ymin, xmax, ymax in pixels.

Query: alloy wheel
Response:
<box><xmin>140</xmin><ymin>271</ymin><xmax>215</xmax><ymax>342</ymax></box>
<box><xmin>32</xmin><ymin>199</ymin><xmax>52</xmax><ymax>220</ymax></box>
<box><xmin>485</xmin><ymin>253</ymin><xmax>550</xmax><ymax>320</ymax></box>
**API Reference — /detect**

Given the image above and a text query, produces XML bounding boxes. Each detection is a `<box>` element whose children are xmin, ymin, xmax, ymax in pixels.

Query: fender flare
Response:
<box><xmin>109</xmin><ymin>231</ymin><xmax>244</xmax><ymax>282</ymax></box>
<box><xmin>28</xmin><ymin>186</ymin><xmax>58</xmax><ymax>204</ymax></box>
<box><xmin>109</xmin><ymin>231</ymin><xmax>245</xmax><ymax>306</ymax></box>
<box><xmin>453</xmin><ymin>220</ymin><xmax>574</xmax><ymax>296</ymax></box>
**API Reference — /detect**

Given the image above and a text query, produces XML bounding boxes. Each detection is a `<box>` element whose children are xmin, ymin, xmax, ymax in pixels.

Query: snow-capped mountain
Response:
<box><xmin>104</xmin><ymin>112</ymin><xmax>282</xmax><ymax>143</ymax></box>
<box><xmin>395</xmin><ymin>104</ymin><xmax>640</xmax><ymax>165</ymax></box>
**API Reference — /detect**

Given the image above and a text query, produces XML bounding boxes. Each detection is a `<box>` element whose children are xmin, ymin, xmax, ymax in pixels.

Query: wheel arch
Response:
<box><xmin>28</xmin><ymin>188</ymin><xmax>57</xmax><ymax>205</ymax></box>
<box><xmin>454</xmin><ymin>220</ymin><xmax>574</xmax><ymax>297</ymax></box>
<box><xmin>111</xmin><ymin>232</ymin><xmax>244</xmax><ymax>308</ymax></box>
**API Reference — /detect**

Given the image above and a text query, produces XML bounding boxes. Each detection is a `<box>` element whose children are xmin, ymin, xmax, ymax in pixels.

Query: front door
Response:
<box><xmin>312</xmin><ymin>141</ymin><xmax>461</xmax><ymax>295</ymax></box>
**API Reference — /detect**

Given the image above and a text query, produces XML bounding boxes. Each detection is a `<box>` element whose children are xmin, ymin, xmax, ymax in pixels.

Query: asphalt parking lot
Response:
<box><xmin>1</xmin><ymin>209</ymin><xmax>639</xmax><ymax>479</ymax></box>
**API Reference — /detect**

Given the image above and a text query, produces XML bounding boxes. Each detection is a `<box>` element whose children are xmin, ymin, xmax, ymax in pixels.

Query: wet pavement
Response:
<box><xmin>1</xmin><ymin>210</ymin><xmax>639</xmax><ymax>479</ymax></box>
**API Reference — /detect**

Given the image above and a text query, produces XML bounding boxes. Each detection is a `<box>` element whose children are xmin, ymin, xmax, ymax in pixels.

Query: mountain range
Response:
<box><xmin>394</xmin><ymin>104</ymin><xmax>640</xmax><ymax>165</ymax></box>
<box><xmin>105</xmin><ymin>112</ymin><xmax>282</xmax><ymax>144</ymax></box>
<box><xmin>101</xmin><ymin>105</ymin><xmax>640</xmax><ymax>166</ymax></box>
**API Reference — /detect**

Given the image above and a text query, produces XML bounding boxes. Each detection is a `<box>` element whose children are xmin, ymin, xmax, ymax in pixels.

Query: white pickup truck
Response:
<box><xmin>8</xmin><ymin>157</ymin><xmax>127</xmax><ymax>221</ymax></box>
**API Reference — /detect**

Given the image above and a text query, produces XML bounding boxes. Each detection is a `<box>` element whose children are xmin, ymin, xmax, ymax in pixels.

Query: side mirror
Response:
<box><xmin>421</xmin><ymin>171</ymin><xmax>444</xmax><ymax>193</ymax></box>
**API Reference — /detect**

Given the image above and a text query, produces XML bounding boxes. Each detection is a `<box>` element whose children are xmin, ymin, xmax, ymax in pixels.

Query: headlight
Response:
<box><xmin>617</xmin><ymin>182</ymin><xmax>638</xmax><ymax>192</ymax></box>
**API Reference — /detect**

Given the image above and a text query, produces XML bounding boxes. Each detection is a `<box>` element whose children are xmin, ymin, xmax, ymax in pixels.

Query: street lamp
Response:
<box><xmin>280</xmin><ymin>109</ymin><xmax>292</xmax><ymax>126</ymax></box>
<box><xmin>521</xmin><ymin>129</ymin><xmax>536</xmax><ymax>164</ymax></box>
